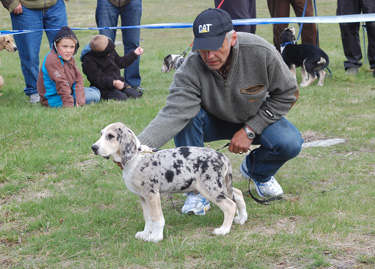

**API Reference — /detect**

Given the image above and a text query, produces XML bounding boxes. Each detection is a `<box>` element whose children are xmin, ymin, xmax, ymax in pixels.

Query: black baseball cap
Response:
<box><xmin>192</xmin><ymin>8</ymin><xmax>233</xmax><ymax>51</ymax></box>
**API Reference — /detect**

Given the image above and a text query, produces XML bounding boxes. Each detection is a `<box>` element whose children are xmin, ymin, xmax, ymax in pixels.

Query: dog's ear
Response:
<box><xmin>118</xmin><ymin>125</ymin><xmax>138</xmax><ymax>165</ymax></box>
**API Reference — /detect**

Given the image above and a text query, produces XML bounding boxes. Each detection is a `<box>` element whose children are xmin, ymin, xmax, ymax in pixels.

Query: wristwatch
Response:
<box><xmin>243</xmin><ymin>125</ymin><xmax>256</xmax><ymax>140</ymax></box>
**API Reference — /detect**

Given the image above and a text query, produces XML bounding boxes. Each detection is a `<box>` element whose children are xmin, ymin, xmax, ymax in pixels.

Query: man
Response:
<box><xmin>337</xmin><ymin>0</ymin><xmax>375</xmax><ymax>76</ymax></box>
<box><xmin>0</xmin><ymin>0</ymin><xmax>68</xmax><ymax>103</ymax></box>
<box><xmin>138</xmin><ymin>8</ymin><xmax>303</xmax><ymax>215</ymax></box>
<box><xmin>95</xmin><ymin>0</ymin><xmax>144</xmax><ymax>92</ymax></box>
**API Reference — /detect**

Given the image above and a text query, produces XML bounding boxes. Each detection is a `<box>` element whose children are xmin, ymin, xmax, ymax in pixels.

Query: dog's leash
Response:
<box><xmin>216</xmin><ymin>143</ymin><xmax>283</xmax><ymax>205</ymax></box>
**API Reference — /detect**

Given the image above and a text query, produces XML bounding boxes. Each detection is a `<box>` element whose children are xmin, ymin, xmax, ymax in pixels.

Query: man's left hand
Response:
<box><xmin>228</xmin><ymin>127</ymin><xmax>253</xmax><ymax>154</ymax></box>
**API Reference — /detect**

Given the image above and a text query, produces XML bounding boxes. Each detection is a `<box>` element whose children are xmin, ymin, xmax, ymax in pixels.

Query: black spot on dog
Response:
<box><xmin>180</xmin><ymin>177</ymin><xmax>194</xmax><ymax>191</ymax></box>
<box><xmin>193</xmin><ymin>158</ymin><xmax>209</xmax><ymax>174</ymax></box>
<box><xmin>165</xmin><ymin>170</ymin><xmax>174</xmax><ymax>183</ymax></box>
<box><xmin>152</xmin><ymin>161</ymin><xmax>158</xmax><ymax>166</ymax></box>
<box><xmin>173</xmin><ymin>159</ymin><xmax>183</xmax><ymax>175</ymax></box>
<box><xmin>216</xmin><ymin>194</ymin><xmax>226</xmax><ymax>202</ymax></box>
<box><xmin>179</xmin><ymin>147</ymin><xmax>191</xmax><ymax>158</ymax></box>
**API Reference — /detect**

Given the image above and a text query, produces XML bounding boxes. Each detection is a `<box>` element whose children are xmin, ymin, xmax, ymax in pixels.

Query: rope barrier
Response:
<box><xmin>1</xmin><ymin>13</ymin><xmax>375</xmax><ymax>36</ymax></box>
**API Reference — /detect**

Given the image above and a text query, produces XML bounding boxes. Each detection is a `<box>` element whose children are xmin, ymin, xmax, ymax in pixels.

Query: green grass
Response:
<box><xmin>1</xmin><ymin>0</ymin><xmax>375</xmax><ymax>267</ymax></box>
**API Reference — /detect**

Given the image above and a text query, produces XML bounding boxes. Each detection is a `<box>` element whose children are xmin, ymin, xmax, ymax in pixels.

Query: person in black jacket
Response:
<box><xmin>81</xmin><ymin>35</ymin><xmax>143</xmax><ymax>101</ymax></box>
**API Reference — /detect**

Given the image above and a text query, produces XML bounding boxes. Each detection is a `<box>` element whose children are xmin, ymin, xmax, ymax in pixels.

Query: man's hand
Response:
<box><xmin>13</xmin><ymin>3</ymin><xmax>23</xmax><ymax>14</ymax></box>
<box><xmin>228</xmin><ymin>127</ymin><xmax>254</xmax><ymax>154</ymax></box>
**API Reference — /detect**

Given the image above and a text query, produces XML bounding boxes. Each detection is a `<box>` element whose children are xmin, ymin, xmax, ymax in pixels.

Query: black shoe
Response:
<box><xmin>123</xmin><ymin>86</ymin><xmax>143</xmax><ymax>98</ymax></box>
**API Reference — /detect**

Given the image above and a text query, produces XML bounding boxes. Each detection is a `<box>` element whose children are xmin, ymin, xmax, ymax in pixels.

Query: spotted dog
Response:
<box><xmin>0</xmin><ymin>35</ymin><xmax>18</xmax><ymax>93</ymax></box>
<box><xmin>161</xmin><ymin>54</ymin><xmax>184</xmax><ymax>72</ymax></box>
<box><xmin>91</xmin><ymin>122</ymin><xmax>248</xmax><ymax>242</ymax></box>
<box><xmin>280</xmin><ymin>26</ymin><xmax>329</xmax><ymax>87</ymax></box>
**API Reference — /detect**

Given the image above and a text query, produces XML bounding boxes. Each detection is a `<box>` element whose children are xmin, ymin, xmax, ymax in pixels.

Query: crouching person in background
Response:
<box><xmin>37</xmin><ymin>26</ymin><xmax>100</xmax><ymax>108</ymax></box>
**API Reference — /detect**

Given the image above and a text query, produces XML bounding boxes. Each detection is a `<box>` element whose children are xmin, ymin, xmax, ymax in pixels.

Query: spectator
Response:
<box><xmin>95</xmin><ymin>0</ymin><xmax>144</xmax><ymax>92</ymax></box>
<box><xmin>37</xmin><ymin>27</ymin><xmax>101</xmax><ymax>108</ymax></box>
<box><xmin>267</xmin><ymin>0</ymin><xmax>318</xmax><ymax>52</ymax></box>
<box><xmin>137</xmin><ymin>9</ymin><xmax>303</xmax><ymax>215</ymax></box>
<box><xmin>337</xmin><ymin>0</ymin><xmax>375</xmax><ymax>76</ymax></box>
<box><xmin>214</xmin><ymin>0</ymin><xmax>257</xmax><ymax>34</ymax></box>
<box><xmin>81</xmin><ymin>35</ymin><xmax>143</xmax><ymax>101</ymax></box>
<box><xmin>0</xmin><ymin>0</ymin><xmax>68</xmax><ymax>104</ymax></box>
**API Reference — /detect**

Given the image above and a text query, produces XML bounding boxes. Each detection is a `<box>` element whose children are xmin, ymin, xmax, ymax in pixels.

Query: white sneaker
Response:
<box><xmin>29</xmin><ymin>93</ymin><xmax>40</xmax><ymax>104</ymax></box>
<box><xmin>181</xmin><ymin>192</ymin><xmax>210</xmax><ymax>215</ymax></box>
<box><xmin>240</xmin><ymin>160</ymin><xmax>283</xmax><ymax>198</ymax></box>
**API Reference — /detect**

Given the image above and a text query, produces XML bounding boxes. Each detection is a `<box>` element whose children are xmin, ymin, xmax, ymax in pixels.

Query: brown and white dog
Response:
<box><xmin>92</xmin><ymin>122</ymin><xmax>248</xmax><ymax>242</ymax></box>
<box><xmin>280</xmin><ymin>26</ymin><xmax>329</xmax><ymax>87</ymax></box>
<box><xmin>0</xmin><ymin>35</ymin><xmax>18</xmax><ymax>94</ymax></box>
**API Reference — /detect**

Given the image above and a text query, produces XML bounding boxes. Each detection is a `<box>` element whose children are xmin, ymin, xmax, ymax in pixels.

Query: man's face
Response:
<box><xmin>198</xmin><ymin>31</ymin><xmax>237</xmax><ymax>70</ymax></box>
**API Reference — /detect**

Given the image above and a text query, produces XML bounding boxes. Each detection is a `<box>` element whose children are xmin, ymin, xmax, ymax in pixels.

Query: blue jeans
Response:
<box><xmin>10</xmin><ymin>0</ymin><xmax>67</xmax><ymax>96</ymax></box>
<box><xmin>84</xmin><ymin>86</ymin><xmax>101</xmax><ymax>104</ymax></box>
<box><xmin>174</xmin><ymin>108</ymin><xmax>303</xmax><ymax>182</ymax></box>
<box><xmin>96</xmin><ymin>0</ymin><xmax>142</xmax><ymax>87</ymax></box>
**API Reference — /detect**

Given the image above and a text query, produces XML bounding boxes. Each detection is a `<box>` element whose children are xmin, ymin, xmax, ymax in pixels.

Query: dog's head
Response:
<box><xmin>91</xmin><ymin>122</ymin><xmax>140</xmax><ymax>166</ymax></box>
<box><xmin>161</xmin><ymin>54</ymin><xmax>184</xmax><ymax>72</ymax></box>
<box><xmin>280</xmin><ymin>26</ymin><xmax>296</xmax><ymax>46</ymax></box>
<box><xmin>0</xmin><ymin>35</ymin><xmax>17</xmax><ymax>52</ymax></box>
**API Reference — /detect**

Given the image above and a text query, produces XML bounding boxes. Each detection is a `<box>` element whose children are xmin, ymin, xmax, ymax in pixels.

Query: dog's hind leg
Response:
<box><xmin>300</xmin><ymin>63</ymin><xmax>317</xmax><ymax>87</ymax></box>
<box><xmin>232</xmin><ymin>188</ymin><xmax>248</xmax><ymax>225</ymax></box>
<box><xmin>300</xmin><ymin>65</ymin><xmax>309</xmax><ymax>85</ymax></box>
<box><xmin>317</xmin><ymin>69</ymin><xmax>326</xmax><ymax>86</ymax></box>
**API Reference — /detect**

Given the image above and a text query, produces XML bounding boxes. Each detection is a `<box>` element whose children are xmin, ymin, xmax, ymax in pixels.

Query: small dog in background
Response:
<box><xmin>0</xmin><ymin>35</ymin><xmax>18</xmax><ymax>94</ymax></box>
<box><xmin>280</xmin><ymin>26</ymin><xmax>329</xmax><ymax>87</ymax></box>
<box><xmin>161</xmin><ymin>54</ymin><xmax>184</xmax><ymax>72</ymax></box>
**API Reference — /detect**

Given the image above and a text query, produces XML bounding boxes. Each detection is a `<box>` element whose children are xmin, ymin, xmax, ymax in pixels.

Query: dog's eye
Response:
<box><xmin>107</xmin><ymin>134</ymin><xmax>115</xmax><ymax>140</ymax></box>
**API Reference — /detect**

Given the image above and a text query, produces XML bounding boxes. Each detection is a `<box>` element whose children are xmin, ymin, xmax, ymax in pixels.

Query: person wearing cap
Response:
<box><xmin>137</xmin><ymin>8</ymin><xmax>303</xmax><ymax>214</ymax></box>
<box><xmin>81</xmin><ymin>35</ymin><xmax>144</xmax><ymax>101</ymax></box>
<box><xmin>37</xmin><ymin>27</ymin><xmax>101</xmax><ymax>108</ymax></box>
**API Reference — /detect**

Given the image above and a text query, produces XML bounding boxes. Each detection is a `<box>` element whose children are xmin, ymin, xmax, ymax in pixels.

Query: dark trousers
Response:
<box><xmin>215</xmin><ymin>0</ymin><xmax>257</xmax><ymax>34</ymax></box>
<box><xmin>337</xmin><ymin>0</ymin><xmax>375</xmax><ymax>69</ymax></box>
<box><xmin>267</xmin><ymin>0</ymin><xmax>318</xmax><ymax>52</ymax></box>
<box><xmin>101</xmin><ymin>89</ymin><xmax>128</xmax><ymax>101</ymax></box>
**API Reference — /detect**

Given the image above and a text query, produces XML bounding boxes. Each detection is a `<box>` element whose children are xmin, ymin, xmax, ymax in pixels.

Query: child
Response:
<box><xmin>37</xmin><ymin>26</ymin><xmax>101</xmax><ymax>108</ymax></box>
<box><xmin>81</xmin><ymin>35</ymin><xmax>143</xmax><ymax>101</ymax></box>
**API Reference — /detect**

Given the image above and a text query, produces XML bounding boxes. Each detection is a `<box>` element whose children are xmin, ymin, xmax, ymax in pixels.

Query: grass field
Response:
<box><xmin>1</xmin><ymin>0</ymin><xmax>375</xmax><ymax>268</ymax></box>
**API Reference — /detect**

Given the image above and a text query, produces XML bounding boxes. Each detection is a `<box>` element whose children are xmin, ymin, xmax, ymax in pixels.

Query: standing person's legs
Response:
<box><xmin>362</xmin><ymin>0</ymin><xmax>375</xmax><ymax>70</ymax></box>
<box><xmin>120</xmin><ymin>0</ymin><xmax>142</xmax><ymax>87</ymax></box>
<box><xmin>10</xmin><ymin>8</ymin><xmax>43</xmax><ymax>97</ymax></box>
<box><xmin>43</xmin><ymin>0</ymin><xmax>68</xmax><ymax>47</ymax></box>
<box><xmin>214</xmin><ymin>0</ymin><xmax>257</xmax><ymax>34</ymax></box>
<box><xmin>267</xmin><ymin>0</ymin><xmax>291</xmax><ymax>51</ymax></box>
<box><xmin>291</xmin><ymin>0</ymin><xmax>318</xmax><ymax>46</ymax></box>
<box><xmin>337</xmin><ymin>0</ymin><xmax>362</xmax><ymax>70</ymax></box>
<box><xmin>96</xmin><ymin>0</ymin><xmax>119</xmax><ymax>41</ymax></box>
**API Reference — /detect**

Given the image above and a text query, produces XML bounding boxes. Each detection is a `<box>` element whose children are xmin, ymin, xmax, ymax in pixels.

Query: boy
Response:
<box><xmin>37</xmin><ymin>26</ymin><xmax>101</xmax><ymax>108</ymax></box>
<box><xmin>81</xmin><ymin>35</ymin><xmax>143</xmax><ymax>101</ymax></box>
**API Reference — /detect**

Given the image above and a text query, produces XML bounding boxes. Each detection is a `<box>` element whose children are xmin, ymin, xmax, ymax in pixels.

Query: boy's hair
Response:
<box><xmin>90</xmin><ymin>35</ymin><xmax>109</xmax><ymax>52</ymax></box>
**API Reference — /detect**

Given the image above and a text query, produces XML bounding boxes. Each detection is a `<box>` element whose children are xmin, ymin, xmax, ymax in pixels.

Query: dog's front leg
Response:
<box><xmin>212</xmin><ymin>198</ymin><xmax>236</xmax><ymax>235</ymax></box>
<box><xmin>143</xmin><ymin>194</ymin><xmax>165</xmax><ymax>242</ymax></box>
<box><xmin>135</xmin><ymin>196</ymin><xmax>153</xmax><ymax>240</ymax></box>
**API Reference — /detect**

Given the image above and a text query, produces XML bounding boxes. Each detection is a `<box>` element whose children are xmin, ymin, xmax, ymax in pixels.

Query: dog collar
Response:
<box><xmin>281</xmin><ymin>41</ymin><xmax>295</xmax><ymax>48</ymax></box>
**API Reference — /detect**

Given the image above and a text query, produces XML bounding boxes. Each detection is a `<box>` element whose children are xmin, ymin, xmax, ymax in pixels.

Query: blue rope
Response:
<box><xmin>296</xmin><ymin>0</ymin><xmax>309</xmax><ymax>42</ymax></box>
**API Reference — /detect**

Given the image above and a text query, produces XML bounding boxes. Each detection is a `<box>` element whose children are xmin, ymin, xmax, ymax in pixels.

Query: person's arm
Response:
<box><xmin>115</xmin><ymin>50</ymin><xmax>139</xmax><ymax>69</ymax></box>
<box><xmin>1</xmin><ymin>0</ymin><xmax>20</xmax><ymax>12</ymax></box>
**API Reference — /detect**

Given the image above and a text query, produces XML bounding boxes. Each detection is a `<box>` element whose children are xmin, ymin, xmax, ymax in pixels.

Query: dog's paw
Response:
<box><xmin>234</xmin><ymin>213</ymin><xmax>248</xmax><ymax>225</ymax></box>
<box><xmin>144</xmin><ymin>232</ymin><xmax>163</xmax><ymax>242</ymax></box>
<box><xmin>213</xmin><ymin>226</ymin><xmax>230</xmax><ymax>235</ymax></box>
<box><xmin>135</xmin><ymin>231</ymin><xmax>151</xmax><ymax>240</ymax></box>
<box><xmin>299</xmin><ymin>82</ymin><xmax>308</xmax><ymax>88</ymax></box>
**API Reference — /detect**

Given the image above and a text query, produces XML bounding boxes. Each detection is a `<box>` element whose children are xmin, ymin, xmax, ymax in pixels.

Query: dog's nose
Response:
<box><xmin>91</xmin><ymin>144</ymin><xmax>99</xmax><ymax>154</ymax></box>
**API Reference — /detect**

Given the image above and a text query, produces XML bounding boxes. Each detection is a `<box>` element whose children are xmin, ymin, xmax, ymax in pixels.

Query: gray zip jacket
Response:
<box><xmin>138</xmin><ymin>32</ymin><xmax>299</xmax><ymax>148</ymax></box>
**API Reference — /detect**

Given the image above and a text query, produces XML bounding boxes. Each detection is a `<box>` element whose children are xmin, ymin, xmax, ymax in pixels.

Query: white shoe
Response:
<box><xmin>240</xmin><ymin>160</ymin><xmax>283</xmax><ymax>198</ymax></box>
<box><xmin>181</xmin><ymin>192</ymin><xmax>210</xmax><ymax>215</ymax></box>
<box><xmin>29</xmin><ymin>93</ymin><xmax>40</xmax><ymax>104</ymax></box>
